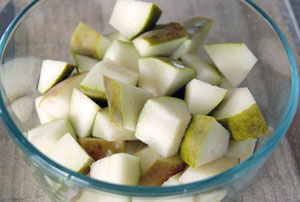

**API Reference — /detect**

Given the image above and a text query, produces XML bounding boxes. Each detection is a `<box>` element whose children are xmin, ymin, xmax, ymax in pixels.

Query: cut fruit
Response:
<box><xmin>92</xmin><ymin>108</ymin><xmax>136</xmax><ymax>141</ymax></box>
<box><xmin>185</xmin><ymin>79</ymin><xmax>227</xmax><ymax>115</ymax></box>
<box><xmin>180</xmin><ymin>115</ymin><xmax>230</xmax><ymax>168</ymax></box>
<box><xmin>125</xmin><ymin>141</ymin><xmax>146</xmax><ymax>155</ymax></box>
<box><xmin>181</xmin><ymin>54</ymin><xmax>222</xmax><ymax>85</ymax></box>
<box><xmin>211</xmin><ymin>88</ymin><xmax>269</xmax><ymax>141</ymax></box>
<box><xmin>135</xmin><ymin>96</ymin><xmax>191</xmax><ymax>157</ymax></box>
<box><xmin>138</xmin><ymin>57</ymin><xmax>196</xmax><ymax>96</ymax></box>
<box><xmin>104</xmin><ymin>31</ymin><xmax>130</xmax><ymax>42</ymax></box>
<box><xmin>104</xmin><ymin>40</ymin><xmax>140</xmax><ymax>72</ymax></box>
<box><xmin>226</xmin><ymin>139</ymin><xmax>256</xmax><ymax>162</ymax></box>
<box><xmin>90</xmin><ymin>153</ymin><xmax>141</xmax><ymax>186</ymax></box>
<box><xmin>162</xmin><ymin>173</ymin><xmax>182</xmax><ymax>186</ymax></box>
<box><xmin>109</xmin><ymin>0</ymin><xmax>162</xmax><ymax>39</ymax></box>
<box><xmin>179</xmin><ymin>157</ymin><xmax>239</xmax><ymax>183</ymax></box>
<box><xmin>74</xmin><ymin>54</ymin><xmax>99</xmax><ymax>73</ymax></box>
<box><xmin>218</xmin><ymin>77</ymin><xmax>233</xmax><ymax>89</ymax></box>
<box><xmin>204</xmin><ymin>43</ymin><xmax>257</xmax><ymax>87</ymax></box>
<box><xmin>38</xmin><ymin>60</ymin><xmax>75</xmax><ymax>94</ymax></box>
<box><xmin>133</xmin><ymin>22</ymin><xmax>188</xmax><ymax>57</ymax></box>
<box><xmin>27</xmin><ymin>118</ymin><xmax>76</xmax><ymax>154</ymax></box>
<box><xmin>134</xmin><ymin>146</ymin><xmax>185</xmax><ymax>186</ymax></box>
<box><xmin>80</xmin><ymin>59</ymin><xmax>139</xmax><ymax>99</ymax></box>
<box><xmin>11</xmin><ymin>96</ymin><xmax>33</xmax><ymax>123</ymax></box>
<box><xmin>35</xmin><ymin>96</ymin><xmax>56</xmax><ymax>124</ymax></box>
<box><xmin>70</xmin><ymin>22</ymin><xmax>111</xmax><ymax>60</ymax></box>
<box><xmin>47</xmin><ymin>133</ymin><xmax>94</xmax><ymax>173</ymax></box>
<box><xmin>171</xmin><ymin>16</ymin><xmax>214</xmax><ymax>59</ymax></box>
<box><xmin>195</xmin><ymin>190</ymin><xmax>227</xmax><ymax>202</ymax></box>
<box><xmin>69</xmin><ymin>88</ymin><xmax>101</xmax><ymax>138</ymax></box>
<box><xmin>104</xmin><ymin>76</ymin><xmax>153</xmax><ymax>131</ymax></box>
<box><xmin>77</xmin><ymin>190</ymin><xmax>130</xmax><ymax>202</ymax></box>
<box><xmin>39</xmin><ymin>72</ymin><xmax>87</xmax><ymax>119</ymax></box>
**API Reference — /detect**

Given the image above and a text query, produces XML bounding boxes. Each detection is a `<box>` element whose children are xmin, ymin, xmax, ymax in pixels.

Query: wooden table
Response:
<box><xmin>0</xmin><ymin>0</ymin><xmax>300</xmax><ymax>201</ymax></box>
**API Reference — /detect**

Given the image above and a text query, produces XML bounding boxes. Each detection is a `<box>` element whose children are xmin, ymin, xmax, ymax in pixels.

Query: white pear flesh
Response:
<box><xmin>35</xmin><ymin>96</ymin><xmax>56</xmax><ymax>124</ymax></box>
<box><xmin>104</xmin><ymin>31</ymin><xmax>130</xmax><ymax>42</ymax></box>
<box><xmin>77</xmin><ymin>190</ymin><xmax>130</xmax><ymax>202</ymax></box>
<box><xmin>226</xmin><ymin>139</ymin><xmax>257</xmax><ymax>162</ymax></box>
<box><xmin>204</xmin><ymin>43</ymin><xmax>257</xmax><ymax>87</ymax></box>
<box><xmin>218</xmin><ymin>77</ymin><xmax>233</xmax><ymax>89</ymax></box>
<box><xmin>90</xmin><ymin>153</ymin><xmax>141</xmax><ymax>186</ymax></box>
<box><xmin>162</xmin><ymin>173</ymin><xmax>182</xmax><ymax>186</ymax></box>
<box><xmin>69</xmin><ymin>88</ymin><xmax>101</xmax><ymax>138</ymax></box>
<box><xmin>74</xmin><ymin>54</ymin><xmax>99</xmax><ymax>73</ymax></box>
<box><xmin>135</xmin><ymin>96</ymin><xmax>191</xmax><ymax>157</ymax></box>
<box><xmin>11</xmin><ymin>96</ymin><xmax>33</xmax><ymax>123</ymax></box>
<box><xmin>185</xmin><ymin>79</ymin><xmax>227</xmax><ymax>115</ymax></box>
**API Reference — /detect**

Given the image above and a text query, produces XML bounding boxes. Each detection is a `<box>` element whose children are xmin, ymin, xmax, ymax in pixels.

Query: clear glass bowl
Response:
<box><xmin>0</xmin><ymin>0</ymin><xmax>299</xmax><ymax>201</ymax></box>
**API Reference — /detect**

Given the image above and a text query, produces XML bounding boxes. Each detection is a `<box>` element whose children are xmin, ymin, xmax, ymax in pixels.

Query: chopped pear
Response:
<box><xmin>162</xmin><ymin>173</ymin><xmax>182</xmax><ymax>186</ymax></box>
<box><xmin>138</xmin><ymin>57</ymin><xmax>195</xmax><ymax>96</ymax></box>
<box><xmin>125</xmin><ymin>141</ymin><xmax>146</xmax><ymax>154</ymax></box>
<box><xmin>77</xmin><ymin>190</ymin><xmax>130</xmax><ymax>202</ymax></box>
<box><xmin>47</xmin><ymin>133</ymin><xmax>94</xmax><ymax>173</ymax></box>
<box><xmin>181</xmin><ymin>54</ymin><xmax>222</xmax><ymax>85</ymax></box>
<box><xmin>38</xmin><ymin>60</ymin><xmax>75</xmax><ymax>94</ymax></box>
<box><xmin>179</xmin><ymin>157</ymin><xmax>239</xmax><ymax>184</ymax></box>
<box><xmin>27</xmin><ymin>118</ymin><xmax>76</xmax><ymax>154</ymax></box>
<box><xmin>109</xmin><ymin>0</ymin><xmax>162</xmax><ymax>39</ymax></box>
<box><xmin>180</xmin><ymin>115</ymin><xmax>230</xmax><ymax>168</ymax></box>
<box><xmin>212</xmin><ymin>88</ymin><xmax>269</xmax><ymax>141</ymax></box>
<box><xmin>74</xmin><ymin>54</ymin><xmax>99</xmax><ymax>73</ymax></box>
<box><xmin>204</xmin><ymin>43</ymin><xmax>257</xmax><ymax>87</ymax></box>
<box><xmin>185</xmin><ymin>79</ymin><xmax>227</xmax><ymax>115</ymax></box>
<box><xmin>69</xmin><ymin>88</ymin><xmax>101</xmax><ymax>138</ymax></box>
<box><xmin>70</xmin><ymin>22</ymin><xmax>111</xmax><ymax>60</ymax></box>
<box><xmin>218</xmin><ymin>77</ymin><xmax>233</xmax><ymax>89</ymax></box>
<box><xmin>80</xmin><ymin>59</ymin><xmax>139</xmax><ymax>99</ymax></box>
<box><xmin>90</xmin><ymin>153</ymin><xmax>141</xmax><ymax>186</ymax></box>
<box><xmin>226</xmin><ymin>139</ymin><xmax>256</xmax><ymax>162</ymax></box>
<box><xmin>104</xmin><ymin>76</ymin><xmax>153</xmax><ymax>131</ymax></box>
<box><xmin>104</xmin><ymin>31</ymin><xmax>130</xmax><ymax>42</ymax></box>
<box><xmin>34</xmin><ymin>96</ymin><xmax>56</xmax><ymax>124</ymax></box>
<box><xmin>11</xmin><ymin>96</ymin><xmax>33</xmax><ymax>123</ymax></box>
<box><xmin>134</xmin><ymin>146</ymin><xmax>185</xmax><ymax>186</ymax></box>
<box><xmin>39</xmin><ymin>72</ymin><xmax>87</xmax><ymax>119</ymax></box>
<box><xmin>195</xmin><ymin>190</ymin><xmax>227</xmax><ymax>202</ymax></box>
<box><xmin>104</xmin><ymin>40</ymin><xmax>140</xmax><ymax>72</ymax></box>
<box><xmin>135</xmin><ymin>97</ymin><xmax>191</xmax><ymax>157</ymax></box>
<box><xmin>133</xmin><ymin>22</ymin><xmax>188</xmax><ymax>57</ymax></box>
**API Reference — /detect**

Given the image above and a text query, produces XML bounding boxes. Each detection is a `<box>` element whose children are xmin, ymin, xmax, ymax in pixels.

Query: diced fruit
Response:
<box><xmin>11</xmin><ymin>96</ymin><xmax>33</xmax><ymax>123</ymax></box>
<box><xmin>69</xmin><ymin>88</ymin><xmax>101</xmax><ymax>138</ymax></box>
<box><xmin>104</xmin><ymin>40</ymin><xmax>140</xmax><ymax>72</ymax></box>
<box><xmin>35</xmin><ymin>96</ymin><xmax>56</xmax><ymax>124</ymax></box>
<box><xmin>133</xmin><ymin>22</ymin><xmax>188</xmax><ymax>57</ymax></box>
<box><xmin>74</xmin><ymin>54</ymin><xmax>99</xmax><ymax>73</ymax></box>
<box><xmin>104</xmin><ymin>76</ymin><xmax>153</xmax><ymax>131</ymax></box>
<box><xmin>38</xmin><ymin>60</ymin><xmax>75</xmax><ymax>94</ymax></box>
<box><xmin>180</xmin><ymin>115</ymin><xmax>230</xmax><ymax>168</ymax></box>
<box><xmin>90</xmin><ymin>153</ymin><xmax>141</xmax><ymax>186</ymax></box>
<box><xmin>181</xmin><ymin>54</ymin><xmax>221</xmax><ymax>85</ymax></box>
<box><xmin>179</xmin><ymin>157</ymin><xmax>239</xmax><ymax>183</ymax></box>
<box><xmin>104</xmin><ymin>31</ymin><xmax>130</xmax><ymax>42</ymax></box>
<box><xmin>77</xmin><ymin>191</ymin><xmax>130</xmax><ymax>202</ymax></box>
<box><xmin>195</xmin><ymin>190</ymin><xmax>227</xmax><ymax>202</ymax></box>
<box><xmin>70</xmin><ymin>22</ymin><xmax>111</xmax><ymax>60</ymax></box>
<box><xmin>80</xmin><ymin>59</ymin><xmax>139</xmax><ymax>99</ymax></box>
<box><xmin>211</xmin><ymin>88</ymin><xmax>269</xmax><ymax>141</ymax></box>
<box><xmin>27</xmin><ymin>118</ymin><xmax>76</xmax><ymax>154</ymax></box>
<box><xmin>218</xmin><ymin>77</ymin><xmax>233</xmax><ymax>89</ymax></box>
<box><xmin>138</xmin><ymin>57</ymin><xmax>195</xmax><ymax>96</ymax></box>
<box><xmin>47</xmin><ymin>133</ymin><xmax>94</xmax><ymax>173</ymax></box>
<box><xmin>109</xmin><ymin>0</ymin><xmax>162</xmax><ymax>39</ymax></box>
<box><xmin>39</xmin><ymin>72</ymin><xmax>87</xmax><ymax>119</ymax></box>
<box><xmin>185</xmin><ymin>79</ymin><xmax>227</xmax><ymax>115</ymax></box>
<box><xmin>134</xmin><ymin>146</ymin><xmax>185</xmax><ymax>186</ymax></box>
<box><xmin>125</xmin><ymin>141</ymin><xmax>146</xmax><ymax>155</ymax></box>
<box><xmin>162</xmin><ymin>173</ymin><xmax>182</xmax><ymax>186</ymax></box>
<box><xmin>204</xmin><ymin>43</ymin><xmax>257</xmax><ymax>87</ymax></box>
<box><xmin>92</xmin><ymin>108</ymin><xmax>136</xmax><ymax>141</ymax></box>
<box><xmin>135</xmin><ymin>97</ymin><xmax>191</xmax><ymax>157</ymax></box>
<box><xmin>226</xmin><ymin>139</ymin><xmax>256</xmax><ymax>162</ymax></box>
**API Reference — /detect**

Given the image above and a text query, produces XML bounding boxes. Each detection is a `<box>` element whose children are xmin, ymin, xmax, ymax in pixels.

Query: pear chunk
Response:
<box><xmin>226</xmin><ymin>139</ymin><xmax>256</xmax><ymax>162</ymax></box>
<box><xmin>134</xmin><ymin>146</ymin><xmax>185</xmax><ymax>186</ymax></box>
<box><xmin>11</xmin><ymin>96</ymin><xmax>33</xmax><ymax>123</ymax></box>
<box><xmin>92</xmin><ymin>108</ymin><xmax>136</xmax><ymax>141</ymax></box>
<box><xmin>104</xmin><ymin>76</ymin><xmax>153</xmax><ymax>131</ymax></box>
<box><xmin>133</xmin><ymin>22</ymin><xmax>188</xmax><ymax>57</ymax></box>
<box><xmin>74</xmin><ymin>54</ymin><xmax>99</xmax><ymax>73</ymax></box>
<box><xmin>109</xmin><ymin>0</ymin><xmax>161</xmax><ymax>39</ymax></box>
<box><xmin>69</xmin><ymin>88</ymin><xmax>101</xmax><ymax>138</ymax></box>
<box><xmin>204</xmin><ymin>43</ymin><xmax>257</xmax><ymax>87</ymax></box>
<box><xmin>212</xmin><ymin>88</ymin><xmax>269</xmax><ymax>141</ymax></box>
<box><xmin>180</xmin><ymin>115</ymin><xmax>230</xmax><ymax>168</ymax></box>
<box><xmin>90</xmin><ymin>153</ymin><xmax>141</xmax><ymax>186</ymax></box>
<box><xmin>138</xmin><ymin>57</ymin><xmax>195</xmax><ymax>96</ymax></box>
<box><xmin>70</xmin><ymin>22</ymin><xmax>111</xmax><ymax>60</ymax></box>
<box><xmin>34</xmin><ymin>96</ymin><xmax>56</xmax><ymax>124</ymax></box>
<box><xmin>47</xmin><ymin>133</ymin><xmax>94</xmax><ymax>173</ymax></box>
<box><xmin>185</xmin><ymin>79</ymin><xmax>227</xmax><ymax>115</ymax></box>
<box><xmin>135</xmin><ymin>97</ymin><xmax>191</xmax><ymax>157</ymax></box>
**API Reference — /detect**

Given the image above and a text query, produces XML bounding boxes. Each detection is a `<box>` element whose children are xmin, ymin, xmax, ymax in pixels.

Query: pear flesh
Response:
<box><xmin>125</xmin><ymin>141</ymin><xmax>146</xmax><ymax>155</ymax></box>
<box><xmin>34</xmin><ymin>96</ymin><xmax>56</xmax><ymax>124</ymax></box>
<box><xmin>218</xmin><ymin>77</ymin><xmax>233</xmax><ymax>89</ymax></box>
<box><xmin>74</xmin><ymin>54</ymin><xmax>99</xmax><ymax>73</ymax></box>
<box><xmin>11</xmin><ymin>96</ymin><xmax>33</xmax><ymax>123</ymax></box>
<box><xmin>104</xmin><ymin>31</ymin><xmax>130</xmax><ymax>42</ymax></box>
<box><xmin>226</xmin><ymin>139</ymin><xmax>257</xmax><ymax>162</ymax></box>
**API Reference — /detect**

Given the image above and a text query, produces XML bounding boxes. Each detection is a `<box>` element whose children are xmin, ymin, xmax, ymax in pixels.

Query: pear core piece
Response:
<box><xmin>74</xmin><ymin>54</ymin><xmax>99</xmax><ymax>73</ymax></box>
<box><xmin>11</xmin><ymin>96</ymin><xmax>33</xmax><ymax>123</ymax></box>
<box><xmin>226</xmin><ymin>139</ymin><xmax>257</xmax><ymax>162</ymax></box>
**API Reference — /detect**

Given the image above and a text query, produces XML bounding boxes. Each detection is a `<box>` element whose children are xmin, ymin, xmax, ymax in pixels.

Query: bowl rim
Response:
<box><xmin>0</xmin><ymin>0</ymin><xmax>299</xmax><ymax>198</ymax></box>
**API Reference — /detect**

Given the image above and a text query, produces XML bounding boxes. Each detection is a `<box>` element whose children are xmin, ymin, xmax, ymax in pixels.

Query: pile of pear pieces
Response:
<box><xmin>28</xmin><ymin>0</ymin><xmax>269</xmax><ymax>188</ymax></box>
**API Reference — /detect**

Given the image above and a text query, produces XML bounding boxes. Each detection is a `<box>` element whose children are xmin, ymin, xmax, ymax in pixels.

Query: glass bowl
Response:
<box><xmin>0</xmin><ymin>0</ymin><xmax>298</xmax><ymax>201</ymax></box>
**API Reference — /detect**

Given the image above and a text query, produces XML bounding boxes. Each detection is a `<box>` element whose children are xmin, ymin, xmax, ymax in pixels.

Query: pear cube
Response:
<box><xmin>11</xmin><ymin>96</ymin><xmax>33</xmax><ymax>123</ymax></box>
<box><xmin>35</xmin><ymin>96</ymin><xmax>56</xmax><ymax>124</ymax></box>
<box><xmin>74</xmin><ymin>54</ymin><xmax>99</xmax><ymax>73</ymax></box>
<box><xmin>226</xmin><ymin>139</ymin><xmax>257</xmax><ymax>162</ymax></box>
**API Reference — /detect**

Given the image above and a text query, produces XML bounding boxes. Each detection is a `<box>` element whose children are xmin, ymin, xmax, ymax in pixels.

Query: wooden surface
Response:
<box><xmin>0</xmin><ymin>0</ymin><xmax>300</xmax><ymax>202</ymax></box>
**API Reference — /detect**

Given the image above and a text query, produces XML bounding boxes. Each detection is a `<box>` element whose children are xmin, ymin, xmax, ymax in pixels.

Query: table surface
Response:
<box><xmin>1</xmin><ymin>0</ymin><xmax>300</xmax><ymax>202</ymax></box>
